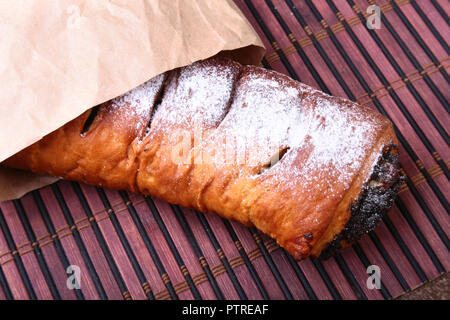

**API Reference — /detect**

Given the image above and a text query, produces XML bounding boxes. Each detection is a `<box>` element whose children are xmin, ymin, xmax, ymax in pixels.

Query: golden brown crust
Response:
<box><xmin>3</xmin><ymin>58</ymin><xmax>400</xmax><ymax>260</ymax></box>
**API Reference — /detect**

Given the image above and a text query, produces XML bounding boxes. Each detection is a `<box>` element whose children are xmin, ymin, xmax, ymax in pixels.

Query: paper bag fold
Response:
<box><xmin>0</xmin><ymin>0</ymin><xmax>265</xmax><ymax>201</ymax></box>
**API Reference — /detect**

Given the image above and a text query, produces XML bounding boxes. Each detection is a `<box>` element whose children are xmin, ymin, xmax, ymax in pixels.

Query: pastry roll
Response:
<box><xmin>3</xmin><ymin>58</ymin><xmax>402</xmax><ymax>260</ymax></box>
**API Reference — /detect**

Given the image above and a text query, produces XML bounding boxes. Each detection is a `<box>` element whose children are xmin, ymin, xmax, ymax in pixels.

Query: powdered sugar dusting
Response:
<box><xmin>216</xmin><ymin>74</ymin><xmax>306</xmax><ymax>166</ymax></box>
<box><xmin>151</xmin><ymin>60</ymin><xmax>239</xmax><ymax>132</ymax></box>
<box><xmin>109</xmin><ymin>73</ymin><xmax>165</xmax><ymax>132</ymax></box>
<box><xmin>107</xmin><ymin>61</ymin><xmax>384</xmax><ymax>200</ymax></box>
<box><xmin>213</xmin><ymin>68</ymin><xmax>382</xmax><ymax>198</ymax></box>
<box><xmin>289</xmin><ymin>90</ymin><xmax>381</xmax><ymax>198</ymax></box>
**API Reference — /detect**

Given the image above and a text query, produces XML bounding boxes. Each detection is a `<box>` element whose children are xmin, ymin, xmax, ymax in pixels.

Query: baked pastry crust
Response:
<box><xmin>3</xmin><ymin>58</ymin><xmax>402</xmax><ymax>260</ymax></box>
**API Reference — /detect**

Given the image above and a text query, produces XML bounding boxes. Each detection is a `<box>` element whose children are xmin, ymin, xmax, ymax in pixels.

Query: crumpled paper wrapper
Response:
<box><xmin>0</xmin><ymin>0</ymin><xmax>265</xmax><ymax>201</ymax></box>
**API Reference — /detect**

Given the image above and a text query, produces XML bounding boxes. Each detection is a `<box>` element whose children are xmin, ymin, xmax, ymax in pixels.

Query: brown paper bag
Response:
<box><xmin>0</xmin><ymin>0</ymin><xmax>265</xmax><ymax>201</ymax></box>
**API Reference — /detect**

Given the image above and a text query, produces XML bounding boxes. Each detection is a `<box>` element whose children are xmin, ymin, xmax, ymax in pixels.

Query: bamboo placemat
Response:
<box><xmin>0</xmin><ymin>0</ymin><xmax>448</xmax><ymax>300</ymax></box>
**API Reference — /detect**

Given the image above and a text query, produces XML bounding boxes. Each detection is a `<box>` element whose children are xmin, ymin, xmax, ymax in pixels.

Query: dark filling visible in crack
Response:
<box><xmin>258</xmin><ymin>146</ymin><xmax>291</xmax><ymax>174</ymax></box>
<box><xmin>319</xmin><ymin>142</ymin><xmax>404</xmax><ymax>259</ymax></box>
<box><xmin>141</xmin><ymin>72</ymin><xmax>172</xmax><ymax>140</ymax></box>
<box><xmin>80</xmin><ymin>104</ymin><xmax>101</xmax><ymax>136</ymax></box>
